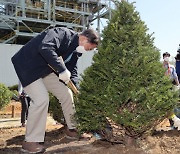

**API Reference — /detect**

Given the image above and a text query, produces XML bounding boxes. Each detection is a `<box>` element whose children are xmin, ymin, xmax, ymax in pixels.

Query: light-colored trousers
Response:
<box><xmin>24</xmin><ymin>73</ymin><xmax>76</xmax><ymax>142</ymax></box>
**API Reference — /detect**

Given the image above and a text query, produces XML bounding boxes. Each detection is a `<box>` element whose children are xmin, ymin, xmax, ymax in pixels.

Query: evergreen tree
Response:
<box><xmin>75</xmin><ymin>1</ymin><xmax>178</xmax><ymax>137</ymax></box>
<box><xmin>0</xmin><ymin>83</ymin><xmax>12</xmax><ymax>110</ymax></box>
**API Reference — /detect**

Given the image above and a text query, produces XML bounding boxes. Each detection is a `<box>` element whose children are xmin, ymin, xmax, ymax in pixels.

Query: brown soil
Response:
<box><xmin>0</xmin><ymin>102</ymin><xmax>180</xmax><ymax>154</ymax></box>
<box><xmin>0</xmin><ymin>120</ymin><xmax>180</xmax><ymax>154</ymax></box>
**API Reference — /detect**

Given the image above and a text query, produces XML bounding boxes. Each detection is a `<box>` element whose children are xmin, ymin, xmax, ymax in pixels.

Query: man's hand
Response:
<box><xmin>59</xmin><ymin>69</ymin><xmax>71</xmax><ymax>84</ymax></box>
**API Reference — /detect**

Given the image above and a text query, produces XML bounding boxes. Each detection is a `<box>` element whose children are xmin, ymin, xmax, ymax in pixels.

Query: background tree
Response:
<box><xmin>0</xmin><ymin>83</ymin><xmax>12</xmax><ymax>110</ymax></box>
<box><xmin>75</xmin><ymin>1</ymin><xmax>178</xmax><ymax>139</ymax></box>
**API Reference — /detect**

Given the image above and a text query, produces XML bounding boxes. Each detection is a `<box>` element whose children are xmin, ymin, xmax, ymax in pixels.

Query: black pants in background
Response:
<box><xmin>19</xmin><ymin>96</ymin><xmax>31</xmax><ymax>124</ymax></box>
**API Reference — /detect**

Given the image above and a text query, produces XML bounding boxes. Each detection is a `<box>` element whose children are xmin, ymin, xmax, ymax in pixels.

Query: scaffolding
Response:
<box><xmin>0</xmin><ymin>0</ymin><xmax>114</xmax><ymax>45</ymax></box>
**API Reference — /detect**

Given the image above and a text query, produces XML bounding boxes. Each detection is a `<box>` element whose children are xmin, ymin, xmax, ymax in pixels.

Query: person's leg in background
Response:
<box><xmin>169</xmin><ymin>118</ymin><xmax>175</xmax><ymax>129</ymax></box>
<box><xmin>19</xmin><ymin>96</ymin><xmax>27</xmax><ymax>127</ymax></box>
<box><xmin>25</xmin><ymin>96</ymin><xmax>31</xmax><ymax>121</ymax></box>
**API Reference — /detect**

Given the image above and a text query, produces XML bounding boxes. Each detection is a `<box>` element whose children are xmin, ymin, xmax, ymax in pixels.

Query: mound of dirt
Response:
<box><xmin>0</xmin><ymin>120</ymin><xmax>180</xmax><ymax>154</ymax></box>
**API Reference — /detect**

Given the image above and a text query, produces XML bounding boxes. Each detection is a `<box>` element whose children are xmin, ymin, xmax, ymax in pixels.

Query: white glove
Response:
<box><xmin>59</xmin><ymin>69</ymin><xmax>71</xmax><ymax>84</ymax></box>
<box><xmin>172</xmin><ymin>115</ymin><xmax>180</xmax><ymax>130</ymax></box>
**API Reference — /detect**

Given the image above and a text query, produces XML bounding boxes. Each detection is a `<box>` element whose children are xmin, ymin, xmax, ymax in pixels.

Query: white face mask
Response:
<box><xmin>164</xmin><ymin>57</ymin><xmax>170</xmax><ymax>62</ymax></box>
<box><xmin>76</xmin><ymin>46</ymin><xmax>86</xmax><ymax>53</ymax></box>
<box><xmin>76</xmin><ymin>46</ymin><xmax>86</xmax><ymax>54</ymax></box>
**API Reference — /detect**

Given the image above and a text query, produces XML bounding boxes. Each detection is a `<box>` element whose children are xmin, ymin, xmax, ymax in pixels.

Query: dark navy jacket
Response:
<box><xmin>11</xmin><ymin>27</ymin><xmax>82</xmax><ymax>87</ymax></box>
<box><xmin>176</xmin><ymin>61</ymin><xmax>180</xmax><ymax>80</ymax></box>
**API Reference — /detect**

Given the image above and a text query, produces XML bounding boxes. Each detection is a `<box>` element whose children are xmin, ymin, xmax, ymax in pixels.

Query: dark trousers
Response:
<box><xmin>169</xmin><ymin>118</ymin><xmax>174</xmax><ymax>127</ymax></box>
<box><xmin>19</xmin><ymin>96</ymin><xmax>31</xmax><ymax>124</ymax></box>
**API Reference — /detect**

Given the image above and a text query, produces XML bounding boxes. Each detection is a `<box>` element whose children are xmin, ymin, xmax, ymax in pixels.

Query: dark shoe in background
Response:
<box><xmin>21</xmin><ymin>141</ymin><xmax>46</xmax><ymax>153</ymax></box>
<box><xmin>21</xmin><ymin>123</ymin><xmax>26</xmax><ymax>127</ymax></box>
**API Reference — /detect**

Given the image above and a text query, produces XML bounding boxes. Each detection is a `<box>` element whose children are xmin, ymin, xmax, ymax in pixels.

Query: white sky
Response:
<box><xmin>96</xmin><ymin>0</ymin><xmax>180</xmax><ymax>61</ymax></box>
<box><xmin>128</xmin><ymin>0</ymin><xmax>180</xmax><ymax>60</ymax></box>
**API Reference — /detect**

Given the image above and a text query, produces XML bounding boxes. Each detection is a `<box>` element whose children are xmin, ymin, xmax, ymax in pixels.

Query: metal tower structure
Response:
<box><xmin>0</xmin><ymin>0</ymin><xmax>113</xmax><ymax>45</ymax></box>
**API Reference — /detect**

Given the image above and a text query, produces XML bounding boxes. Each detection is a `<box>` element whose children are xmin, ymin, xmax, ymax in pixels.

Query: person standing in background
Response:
<box><xmin>163</xmin><ymin>52</ymin><xmax>180</xmax><ymax>130</ymax></box>
<box><xmin>175</xmin><ymin>45</ymin><xmax>180</xmax><ymax>81</ymax></box>
<box><xmin>18</xmin><ymin>81</ymin><xmax>31</xmax><ymax>127</ymax></box>
<box><xmin>163</xmin><ymin>52</ymin><xmax>179</xmax><ymax>86</ymax></box>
